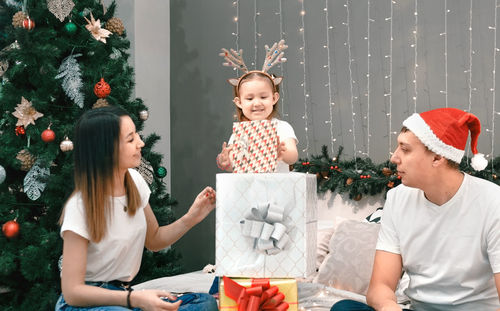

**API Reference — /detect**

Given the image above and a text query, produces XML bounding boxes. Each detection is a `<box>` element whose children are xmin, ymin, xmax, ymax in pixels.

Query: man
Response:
<box><xmin>331</xmin><ymin>108</ymin><xmax>500</xmax><ymax>311</ymax></box>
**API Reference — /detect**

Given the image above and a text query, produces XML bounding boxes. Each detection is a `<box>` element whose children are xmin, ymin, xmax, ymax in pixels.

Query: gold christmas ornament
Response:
<box><xmin>92</xmin><ymin>98</ymin><xmax>109</xmax><ymax>109</ymax></box>
<box><xmin>105</xmin><ymin>17</ymin><xmax>124</xmax><ymax>35</ymax></box>
<box><xmin>353</xmin><ymin>194</ymin><xmax>362</xmax><ymax>201</ymax></box>
<box><xmin>16</xmin><ymin>149</ymin><xmax>36</xmax><ymax>171</ymax></box>
<box><xmin>346</xmin><ymin>177</ymin><xmax>354</xmax><ymax>186</ymax></box>
<box><xmin>84</xmin><ymin>12</ymin><xmax>112</xmax><ymax>43</ymax></box>
<box><xmin>12</xmin><ymin>11</ymin><xmax>27</xmax><ymax>28</ymax></box>
<box><xmin>12</xmin><ymin>97</ymin><xmax>44</xmax><ymax>128</ymax></box>
<box><xmin>59</xmin><ymin>136</ymin><xmax>74</xmax><ymax>152</ymax></box>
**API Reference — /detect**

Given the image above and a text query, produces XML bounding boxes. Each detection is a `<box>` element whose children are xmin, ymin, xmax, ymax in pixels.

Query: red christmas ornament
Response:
<box><xmin>15</xmin><ymin>126</ymin><xmax>25</xmax><ymax>136</ymax></box>
<box><xmin>2</xmin><ymin>220</ymin><xmax>20</xmax><ymax>238</ymax></box>
<box><xmin>41</xmin><ymin>126</ymin><xmax>56</xmax><ymax>143</ymax></box>
<box><xmin>22</xmin><ymin>17</ymin><xmax>35</xmax><ymax>30</ymax></box>
<box><xmin>94</xmin><ymin>78</ymin><xmax>111</xmax><ymax>98</ymax></box>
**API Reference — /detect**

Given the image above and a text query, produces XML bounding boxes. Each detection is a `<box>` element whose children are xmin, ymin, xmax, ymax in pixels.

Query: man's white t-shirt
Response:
<box><xmin>60</xmin><ymin>168</ymin><xmax>151</xmax><ymax>282</ymax></box>
<box><xmin>377</xmin><ymin>173</ymin><xmax>500</xmax><ymax>311</ymax></box>
<box><xmin>228</xmin><ymin>118</ymin><xmax>297</xmax><ymax>172</ymax></box>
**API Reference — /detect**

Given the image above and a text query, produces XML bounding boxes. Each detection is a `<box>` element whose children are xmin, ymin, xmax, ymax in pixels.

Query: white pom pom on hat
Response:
<box><xmin>402</xmin><ymin>107</ymin><xmax>487</xmax><ymax>171</ymax></box>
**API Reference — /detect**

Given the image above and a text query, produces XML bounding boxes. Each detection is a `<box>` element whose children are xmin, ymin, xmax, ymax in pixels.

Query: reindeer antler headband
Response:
<box><xmin>219</xmin><ymin>39</ymin><xmax>288</xmax><ymax>93</ymax></box>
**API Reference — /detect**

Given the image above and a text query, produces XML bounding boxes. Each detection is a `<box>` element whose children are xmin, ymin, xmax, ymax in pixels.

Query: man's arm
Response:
<box><xmin>495</xmin><ymin>273</ymin><xmax>500</xmax><ymax>310</ymax></box>
<box><xmin>366</xmin><ymin>250</ymin><xmax>403</xmax><ymax>311</ymax></box>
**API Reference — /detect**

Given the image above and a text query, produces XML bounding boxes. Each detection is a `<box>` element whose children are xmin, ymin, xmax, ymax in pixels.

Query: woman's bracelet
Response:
<box><xmin>126</xmin><ymin>288</ymin><xmax>133</xmax><ymax>309</ymax></box>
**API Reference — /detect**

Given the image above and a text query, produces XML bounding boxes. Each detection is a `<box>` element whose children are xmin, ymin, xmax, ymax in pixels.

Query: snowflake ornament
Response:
<box><xmin>84</xmin><ymin>12</ymin><xmax>112</xmax><ymax>43</ymax></box>
<box><xmin>12</xmin><ymin>97</ymin><xmax>44</xmax><ymax>128</ymax></box>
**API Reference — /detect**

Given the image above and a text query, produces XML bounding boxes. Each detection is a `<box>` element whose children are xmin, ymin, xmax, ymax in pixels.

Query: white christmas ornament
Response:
<box><xmin>24</xmin><ymin>160</ymin><xmax>50</xmax><ymax>201</ymax></box>
<box><xmin>0</xmin><ymin>165</ymin><xmax>6</xmax><ymax>184</ymax></box>
<box><xmin>55</xmin><ymin>54</ymin><xmax>84</xmax><ymax>108</ymax></box>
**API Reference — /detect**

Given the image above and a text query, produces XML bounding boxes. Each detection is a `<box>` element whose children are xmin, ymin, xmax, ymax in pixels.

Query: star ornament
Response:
<box><xmin>12</xmin><ymin>97</ymin><xmax>44</xmax><ymax>128</ymax></box>
<box><xmin>84</xmin><ymin>13</ymin><xmax>112</xmax><ymax>43</ymax></box>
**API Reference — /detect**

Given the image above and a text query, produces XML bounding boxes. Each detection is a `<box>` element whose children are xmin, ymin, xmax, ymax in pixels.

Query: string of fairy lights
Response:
<box><xmin>253</xmin><ymin>0</ymin><xmax>259</xmax><ymax>67</ymax></box>
<box><xmin>324</xmin><ymin>0</ymin><xmax>336</xmax><ymax>156</ymax></box>
<box><xmin>440</xmin><ymin>0</ymin><xmax>449</xmax><ymax>107</ymax></box>
<box><xmin>490</xmin><ymin>0</ymin><xmax>498</xmax><ymax>169</ymax></box>
<box><xmin>344</xmin><ymin>0</ymin><xmax>358</xmax><ymax>162</ymax></box>
<box><xmin>278</xmin><ymin>0</ymin><xmax>288</xmax><ymax>119</ymax></box>
<box><xmin>299</xmin><ymin>0</ymin><xmax>310</xmax><ymax>157</ymax></box>
<box><xmin>231</xmin><ymin>1</ymin><xmax>239</xmax><ymax>75</ymax></box>
<box><xmin>225</xmin><ymin>0</ymin><xmax>498</xmax><ymax>164</ymax></box>
<box><xmin>366</xmin><ymin>0</ymin><xmax>372</xmax><ymax>156</ymax></box>
<box><xmin>466</xmin><ymin>0</ymin><xmax>473</xmax><ymax>161</ymax></box>
<box><xmin>412</xmin><ymin>0</ymin><xmax>418</xmax><ymax>114</ymax></box>
<box><xmin>386</xmin><ymin>0</ymin><xmax>394</xmax><ymax>156</ymax></box>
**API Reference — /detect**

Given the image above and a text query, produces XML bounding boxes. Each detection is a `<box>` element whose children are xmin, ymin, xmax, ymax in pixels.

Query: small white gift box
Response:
<box><xmin>215</xmin><ymin>172</ymin><xmax>317</xmax><ymax>278</ymax></box>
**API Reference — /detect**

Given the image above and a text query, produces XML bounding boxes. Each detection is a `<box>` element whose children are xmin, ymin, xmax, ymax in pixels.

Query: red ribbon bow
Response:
<box><xmin>223</xmin><ymin>276</ymin><xmax>289</xmax><ymax>311</ymax></box>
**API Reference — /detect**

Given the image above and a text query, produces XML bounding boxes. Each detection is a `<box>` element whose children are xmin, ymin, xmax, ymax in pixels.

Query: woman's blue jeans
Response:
<box><xmin>55</xmin><ymin>282</ymin><xmax>218</xmax><ymax>311</ymax></box>
<box><xmin>331</xmin><ymin>299</ymin><xmax>412</xmax><ymax>311</ymax></box>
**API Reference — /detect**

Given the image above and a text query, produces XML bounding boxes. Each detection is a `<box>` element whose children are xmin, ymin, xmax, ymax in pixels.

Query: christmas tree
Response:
<box><xmin>0</xmin><ymin>1</ymin><xmax>181</xmax><ymax>309</ymax></box>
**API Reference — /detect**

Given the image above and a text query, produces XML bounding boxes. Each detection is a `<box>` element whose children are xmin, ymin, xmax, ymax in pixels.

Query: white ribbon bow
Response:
<box><xmin>240</xmin><ymin>202</ymin><xmax>289</xmax><ymax>255</ymax></box>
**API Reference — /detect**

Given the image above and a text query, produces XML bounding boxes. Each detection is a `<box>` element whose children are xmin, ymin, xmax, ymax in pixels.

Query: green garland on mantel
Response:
<box><xmin>293</xmin><ymin>145</ymin><xmax>500</xmax><ymax>201</ymax></box>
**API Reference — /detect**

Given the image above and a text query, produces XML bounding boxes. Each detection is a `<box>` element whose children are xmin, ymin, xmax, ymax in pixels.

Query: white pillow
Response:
<box><xmin>316</xmin><ymin>227</ymin><xmax>335</xmax><ymax>270</ymax></box>
<box><xmin>314</xmin><ymin>220</ymin><xmax>380</xmax><ymax>296</ymax></box>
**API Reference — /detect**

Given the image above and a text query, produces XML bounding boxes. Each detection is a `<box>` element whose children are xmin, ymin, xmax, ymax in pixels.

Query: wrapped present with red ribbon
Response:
<box><xmin>231</xmin><ymin>119</ymin><xmax>278</xmax><ymax>173</ymax></box>
<box><xmin>219</xmin><ymin>276</ymin><xmax>298</xmax><ymax>311</ymax></box>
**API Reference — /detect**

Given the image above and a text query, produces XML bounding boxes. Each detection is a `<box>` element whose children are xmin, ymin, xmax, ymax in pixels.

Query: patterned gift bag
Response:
<box><xmin>231</xmin><ymin>120</ymin><xmax>278</xmax><ymax>173</ymax></box>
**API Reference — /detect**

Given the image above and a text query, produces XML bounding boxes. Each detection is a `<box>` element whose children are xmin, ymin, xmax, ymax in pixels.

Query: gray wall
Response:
<box><xmin>170</xmin><ymin>0</ymin><xmax>500</xmax><ymax>272</ymax></box>
<box><xmin>111</xmin><ymin>0</ymin><xmax>171</xmax><ymax>192</ymax></box>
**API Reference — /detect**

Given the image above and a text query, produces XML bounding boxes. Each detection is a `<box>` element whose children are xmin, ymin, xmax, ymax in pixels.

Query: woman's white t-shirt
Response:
<box><xmin>60</xmin><ymin>168</ymin><xmax>151</xmax><ymax>282</ymax></box>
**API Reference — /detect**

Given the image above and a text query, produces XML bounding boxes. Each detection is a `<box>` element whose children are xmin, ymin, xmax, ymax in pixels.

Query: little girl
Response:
<box><xmin>216</xmin><ymin>40</ymin><xmax>298</xmax><ymax>173</ymax></box>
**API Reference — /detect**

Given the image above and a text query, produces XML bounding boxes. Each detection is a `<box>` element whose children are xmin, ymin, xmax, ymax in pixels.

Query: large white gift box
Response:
<box><xmin>215</xmin><ymin>172</ymin><xmax>317</xmax><ymax>278</ymax></box>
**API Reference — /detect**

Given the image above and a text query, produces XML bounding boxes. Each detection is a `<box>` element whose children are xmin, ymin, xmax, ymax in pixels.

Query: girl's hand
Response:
<box><xmin>277</xmin><ymin>137</ymin><xmax>287</xmax><ymax>161</ymax></box>
<box><xmin>131</xmin><ymin>289</ymin><xmax>182</xmax><ymax>311</ymax></box>
<box><xmin>276</xmin><ymin>137</ymin><xmax>299</xmax><ymax>165</ymax></box>
<box><xmin>183</xmin><ymin>187</ymin><xmax>216</xmax><ymax>227</ymax></box>
<box><xmin>217</xmin><ymin>142</ymin><xmax>234</xmax><ymax>171</ymax></box>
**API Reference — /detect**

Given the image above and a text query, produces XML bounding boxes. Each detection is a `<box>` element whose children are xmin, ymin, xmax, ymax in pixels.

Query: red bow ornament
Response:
<box><xmin>223</xmin><ymin>276</ymin><xmax>289</xmax><ymax>311</ymax></box>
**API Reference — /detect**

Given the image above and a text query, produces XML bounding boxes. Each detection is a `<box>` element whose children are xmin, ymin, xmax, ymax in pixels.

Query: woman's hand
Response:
<box><xmin>130</xmin><ymin>289</ymin><xmax>181</xmax><ymax>311</ymax></box>
<box><xmin>182</xmin><ymin>187</ymin><xmax>216</xmax><ymax>228</ymax></box>
<box><xmin>217</xmin><ymin>142</ymin><xmax>233</xmax><ymax>171</ymax></box>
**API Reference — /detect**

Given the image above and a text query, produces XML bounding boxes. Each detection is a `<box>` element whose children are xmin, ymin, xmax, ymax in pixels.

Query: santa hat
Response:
<box><xmin>402</xmin><ymin>108</ymin><xmax>488</xmax><ymax>171</ymax></box>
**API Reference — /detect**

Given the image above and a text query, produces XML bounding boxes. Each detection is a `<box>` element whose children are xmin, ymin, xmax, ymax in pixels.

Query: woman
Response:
<box><xmin>56</xmin><ymin>106</ymin><xmax>217</xmax><ymax>311</ymax></box>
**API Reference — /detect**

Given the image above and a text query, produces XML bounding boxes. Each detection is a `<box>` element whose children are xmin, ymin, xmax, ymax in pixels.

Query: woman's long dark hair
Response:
<box><xmin>60</xmin><ymin>106</ymin><xmax>141</xmax><ymax>242</ymax></box>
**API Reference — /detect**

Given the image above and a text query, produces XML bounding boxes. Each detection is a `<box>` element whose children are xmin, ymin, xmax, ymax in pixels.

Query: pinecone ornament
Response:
<box><xmin>92</xmin><ymin>98</ymin><xmax>109</xmax><ymax>109</ymax></box>
<box><xmin>382</xmin><ymin>167</ymin><xmax>393</xmax><ymax>177</ymax></box>
<box><xmin>105</xmin><ymin>17</ymin><xmax>124</xmax><ymax>35</ymax></box>
<box><xmin>12</xmin><ymin>11</ymin><xmax>27</xmax><ymax>28</ymax></box>
<box><xmin>16</xmin><ymin>149</ymin><xmax>36</xmax><ymax>171</ymax></box>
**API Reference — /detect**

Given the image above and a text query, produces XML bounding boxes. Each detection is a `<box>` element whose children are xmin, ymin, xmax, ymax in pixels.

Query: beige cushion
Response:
<box><xmin>316</xmin><ymin>227</ymin><xmax>335</xmax><ymax>269</ymax></box>
<box><xmin>314</xmin><ymin>220</ymin><xmax>380</xmax><ymax>296</ymax></box>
